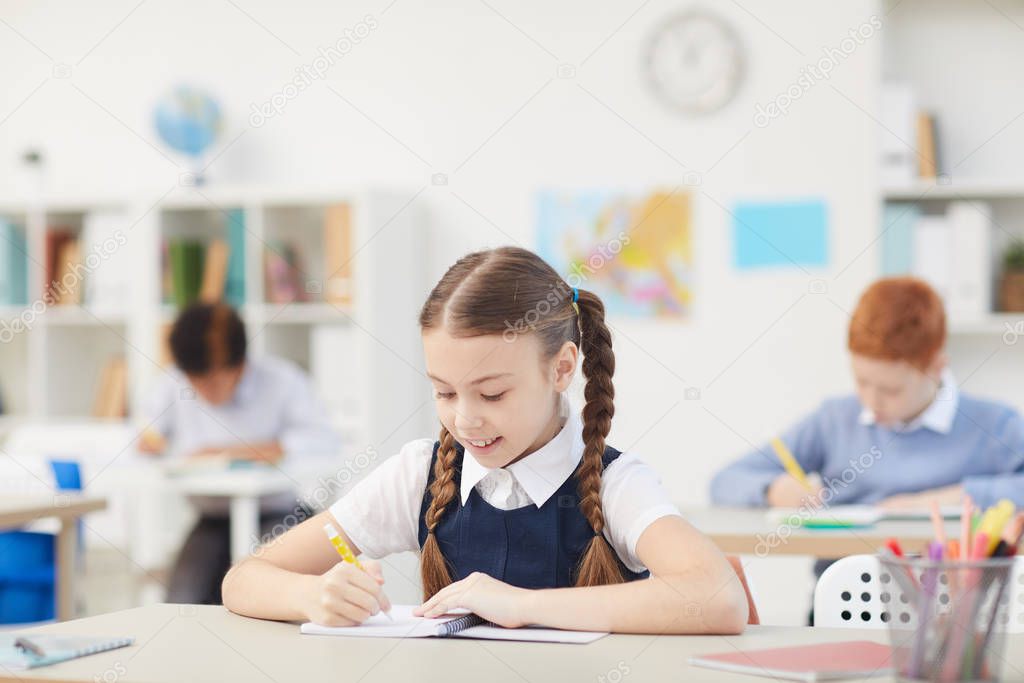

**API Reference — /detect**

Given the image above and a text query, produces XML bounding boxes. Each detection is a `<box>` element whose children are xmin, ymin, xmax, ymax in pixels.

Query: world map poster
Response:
<box><xmin>536</xmin><ymin>190</ymin><xmax>693</xmax><ymax>318</ymax></box>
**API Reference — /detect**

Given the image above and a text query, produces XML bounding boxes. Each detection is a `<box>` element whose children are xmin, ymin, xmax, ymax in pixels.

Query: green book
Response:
<box><xmin>170</xmin><ymin>239</ymin><xmax>205</xmax><ymax>307</ymax></box>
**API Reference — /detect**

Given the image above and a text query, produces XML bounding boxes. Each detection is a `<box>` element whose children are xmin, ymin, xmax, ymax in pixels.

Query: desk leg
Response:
<box><xmin>230</xmin><ymin>496</ymin><xmax>260</xmax><ymax>564</ymax></box>
<box><xmin>55</xmin><ymin>519</ymin><xmax>77</xmax><ymax>621</ymax></box>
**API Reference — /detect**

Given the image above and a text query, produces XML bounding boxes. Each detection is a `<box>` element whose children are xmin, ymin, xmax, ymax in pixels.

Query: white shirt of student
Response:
<box><xmin>329</xmin><ymin>408</ymin><xmax>682</xmax><ymax>573</ymax></box>
<box><xmin>144</xmin><ymin>354</ymin><xmax>341</xmax><ymax>514</ymax></box>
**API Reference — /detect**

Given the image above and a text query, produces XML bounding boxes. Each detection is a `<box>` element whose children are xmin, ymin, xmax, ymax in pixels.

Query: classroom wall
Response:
<box><xmin>0</xmin><ymin>0</ymin><xmax>888</xmax><ymax>512</ymax></box>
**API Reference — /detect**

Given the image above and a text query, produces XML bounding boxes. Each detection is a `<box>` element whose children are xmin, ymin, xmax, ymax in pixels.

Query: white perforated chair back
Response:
<box><xmin>813</xmin><ymin>554</ymin><xmax>1024</xmax><ymax>632</ymax></box>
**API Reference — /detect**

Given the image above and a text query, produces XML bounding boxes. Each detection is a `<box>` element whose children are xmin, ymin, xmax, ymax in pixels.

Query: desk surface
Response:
<box><xmin>686</xmin><ymin>507</ymin><xmax>956</xmax><ymax>559</ymax></box>
<box><xmin>165</xmin><ymin>461</ymin><xmax>339</xmax><ymax>497</ymax></box>
<box><xmin>4</xmin><ymin>604</ymin><xmax>1023</xmax><ymax>683</ymax></box>
<box><xmin>0</xmin><ymin>495</ymin><xmax>106</xmax><ymax>528</ymax></box>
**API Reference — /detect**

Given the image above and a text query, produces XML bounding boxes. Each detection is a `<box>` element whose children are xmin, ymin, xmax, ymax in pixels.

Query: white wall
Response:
<box><xmin>0</xmin><ymin>0</ymin><xmax>888</xmax><ymax>511</ymax></box>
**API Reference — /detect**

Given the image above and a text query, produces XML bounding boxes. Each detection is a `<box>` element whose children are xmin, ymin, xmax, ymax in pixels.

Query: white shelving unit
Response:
<box><xmin>0</xmin><ymin>187</ymin><xmax>431</xmax><ymax>457</ymax></box>
<box><xmin>883</xmin><ymin>180</ymin><xmax>1024</xmax><ymax>201</ymax></box>
<box><xmin>880</xmin><ymin>1</ymin><xmax>1024</xmax><ymax>340</ymax></box>
<box><xmin>879</xmin><ymin>0</ymin><xmax>1024</xmax><ymax>411</ymax></box>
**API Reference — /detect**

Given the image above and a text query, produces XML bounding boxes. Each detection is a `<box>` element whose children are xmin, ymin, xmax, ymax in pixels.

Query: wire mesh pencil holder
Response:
<box><xmin>879</xmin><ymin>555</ymin><xmax>1015</xmax><ymax>682</ymax></box>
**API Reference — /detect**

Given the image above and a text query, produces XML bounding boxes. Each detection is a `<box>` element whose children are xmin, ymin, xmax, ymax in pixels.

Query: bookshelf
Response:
<box><xmin>879</xmin><ymin>0</ymin><xmax>1024</xmax><ymax>342</ymax></box>
<box><xmin>0</xmin><ymin>187</ymin><xmax>430</xmax><ymax>456</ymax></box>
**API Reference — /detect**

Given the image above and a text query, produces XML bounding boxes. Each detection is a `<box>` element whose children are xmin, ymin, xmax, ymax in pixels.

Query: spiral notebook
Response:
<box><xmin>0</xmin><ymin>634</ymin><xmax>135</xmax><ymax>671</ymax></box>
<box><xmin>300</xmin><ymin>605</ymin><xmax>606</xmax><ymax>643</ymax></box>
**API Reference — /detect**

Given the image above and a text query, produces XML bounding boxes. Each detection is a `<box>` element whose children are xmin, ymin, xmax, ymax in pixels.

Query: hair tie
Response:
<box><xmin>571</xmin><ymin>287</ymin><xmax>579</xmax><ymax>303</ymax></box>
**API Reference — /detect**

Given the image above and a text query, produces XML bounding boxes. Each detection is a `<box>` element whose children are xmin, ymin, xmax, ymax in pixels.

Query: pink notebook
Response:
<box><xmin>689</xmin><ymin>640</ymin><xmax>894</xmax><ymax>682</ymax></box>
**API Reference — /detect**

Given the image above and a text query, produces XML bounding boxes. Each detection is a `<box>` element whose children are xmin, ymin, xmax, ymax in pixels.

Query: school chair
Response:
<box><xmin>813</xmin><ymin>554</ymin><xmax>1024</xmax><ymax>632</ymax></box>
<box><xmin>727</xmin><ymin>555</ymin><xmax>761</xmax><ymax>625</ymax></box>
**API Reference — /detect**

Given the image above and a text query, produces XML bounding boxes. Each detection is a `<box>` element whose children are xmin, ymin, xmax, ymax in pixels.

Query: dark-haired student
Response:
<box><xmin>139</xmin><ymin>303</ymin><xmax>340</xmax><ymax>605</ymax></box>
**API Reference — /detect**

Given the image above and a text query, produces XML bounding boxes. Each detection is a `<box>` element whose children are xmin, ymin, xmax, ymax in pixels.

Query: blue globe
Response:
<box><xmin>154</xmin><ymin>86</ymin><xmax>222</xmax><ymax>158</ymax></box>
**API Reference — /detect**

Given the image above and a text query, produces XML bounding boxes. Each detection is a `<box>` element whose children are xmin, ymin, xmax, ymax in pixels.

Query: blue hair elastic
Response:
<box><xmin>571</xmin><ymin>287</ymin><xmax>579</xmax><ymax>303</ymax></box>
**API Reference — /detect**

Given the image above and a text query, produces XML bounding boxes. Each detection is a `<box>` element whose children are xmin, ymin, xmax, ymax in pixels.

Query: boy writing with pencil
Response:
<box><xmin>711</xmin><ymin>277</ymin><xmax>1024</xmax><ymax>512</ymax></box>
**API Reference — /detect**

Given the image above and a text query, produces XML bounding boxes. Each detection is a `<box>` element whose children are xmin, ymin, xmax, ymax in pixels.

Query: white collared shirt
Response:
<box><xmin>858</xmin><ymin>368</ymin><xmax>959</xmax><ymax>434</ymax></box>
<box><xmin>143</xmin><ymin>354</ymin><xmax>341</xmax><ymax>514</ymax></box>
<box><xmin>330</xmin><ymin>410</ymin><xmax>682</xmax><ymax>573</ymax></box>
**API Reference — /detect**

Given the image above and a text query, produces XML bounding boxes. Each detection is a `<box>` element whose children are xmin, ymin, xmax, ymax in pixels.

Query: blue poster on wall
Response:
<box><xmin>733</xmin><ymin>199</ymin><xmax>829</xmax><ymax>269</ymax></box>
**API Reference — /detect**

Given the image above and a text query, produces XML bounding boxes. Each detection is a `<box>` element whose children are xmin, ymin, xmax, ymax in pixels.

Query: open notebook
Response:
<box><xmin>0</xmin><ymin>635</ymin><xmax>134</xmax><ymax>671</ymax></box>
<box><xmin>690</xmin><ymin>640</ymin><xmax>894</xmax><ymax>682</ymax></box>
<box><xmin>767</xmin><ymin>504</ymin><xmax>962</xmax><ymax>528</ymax></box>
<box><xmin>300</xmin><ymin>605</ymin><xmax>606</xmax><ymax>644</ymax></box>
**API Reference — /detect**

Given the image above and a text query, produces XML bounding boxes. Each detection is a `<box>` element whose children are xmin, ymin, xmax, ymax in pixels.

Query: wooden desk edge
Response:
<box><xmin>0</xmin><ymin>497</ymin><xmax>107</xmax><ymax>528</ymax></box>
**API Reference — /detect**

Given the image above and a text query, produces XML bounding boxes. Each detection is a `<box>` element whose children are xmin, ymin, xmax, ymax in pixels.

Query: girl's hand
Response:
<box><xmin>303</xmin><ymin>559</ymin><xmax>392</xmax><ymax>626</ymax></box>
<box><xmin>414</xmin><ymin>572</ymin><xmax>532</xmax><ymax>628</ymax></box>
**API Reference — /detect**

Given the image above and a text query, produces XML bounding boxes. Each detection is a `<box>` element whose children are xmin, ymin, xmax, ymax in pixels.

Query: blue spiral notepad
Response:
<box><xmin>0</xmin><ymin>634</ymin><xmax>134</xmax><ymax>670</ymax></box>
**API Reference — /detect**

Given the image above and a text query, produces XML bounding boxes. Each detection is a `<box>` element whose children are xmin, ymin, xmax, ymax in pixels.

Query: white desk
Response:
<box><xmin>686</xmin><ymin>507</ymin><xmax>959</xmax><ymax>559</ymax></box>
<box><xmin>166</xmin><ymin>467</ymin><xmax>308</xmax><ymax>563</ymax></box>
<box><xmin>3</xmin><ymin>604</ymin><xmax>1023</xmax><ymax>682</ymax></box>
<box><xmin>0</xmin><ymin>495</ymin><xmax>107</xmax><ymax>621</ymax></box>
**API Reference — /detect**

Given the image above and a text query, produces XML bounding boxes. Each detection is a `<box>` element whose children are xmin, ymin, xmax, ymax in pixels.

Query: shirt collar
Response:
<box><xmin>459</xmin><ymin>397</ymin><xmax>583</xmax><ymax>508</ymax></box>
<box><xmin>859</xmin><ymin>367</ymin><xmax>959</xmax><ymax>434</ymax></box>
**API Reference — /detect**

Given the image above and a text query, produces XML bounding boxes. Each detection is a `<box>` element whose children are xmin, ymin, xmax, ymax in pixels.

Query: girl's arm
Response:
<box><xmin>417</xmin><ymin>515</ymin><xmax>748</xmax><ymax>635</ymax></box>
<box><xmin>222</xmin><ymin>510</ymin><xmax>390</xmax><ymax>624</ymax></box>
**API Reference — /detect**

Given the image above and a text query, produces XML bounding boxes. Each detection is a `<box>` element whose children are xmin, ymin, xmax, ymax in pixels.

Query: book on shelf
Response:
<box><xmin>911</xmin><ymin>214</ymin><xmax>952</xmax><ymax>302</ymax></box>
<box><xmin>916</xmin><ymin>112</ymin><xmax>940</xmax><ymax>178</ymax></box>
<box><xmin>168</xmin><ymin>239</ymin><xmax>205</xmax><ymax>308</ymax></box>
<box><xmin>0</xmin><ymin>218</ymin><xmax>28</xmax><ymax>305</ymax></box>
<box><xmin>883</xmin><ymin>201</ymin><xmax>993</xmax><ymax>324</ymax></box>
<box><xmin>199</xmin><ymin>239</ymin><xmax>229</xmax><ymax>303</ymax></box>
<box><xmin>46</xmin><ymin>229</ymin><xmax>83</xmax><ymax>305</ymax></box>
<box><xmin>264</xmin><ymin>242</ymin><xmax>307</xmax><ymax>304</ymax></box>
<box><xmin>224</xmin><ymin>208</ymin><xmax>246</xmax><ymax>308</ymax></box>
<box><xmin>324</xmin><ymin>203</ymin><xmax>354</xmax><ymax>306</ymax></box>
<box><xmin>55</xmin><ymin>237</ymin><xmax>83</xmax><ymax>306</ymax></box>
<box><xmin>93</xmin><ymin>356</ymin><xmax>127</xmax><ymax>418</ymax></box>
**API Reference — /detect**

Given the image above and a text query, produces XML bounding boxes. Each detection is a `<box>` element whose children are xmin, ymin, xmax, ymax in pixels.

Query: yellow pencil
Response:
<box><xmin>323</xmin><ymin>523</ymin><xmax>392</xmax><ymax>620</ymax></box>
<box><xmin>770</xmin><ymin>437</ymin><xmax>814</xmax><ymax>492</ymax></box>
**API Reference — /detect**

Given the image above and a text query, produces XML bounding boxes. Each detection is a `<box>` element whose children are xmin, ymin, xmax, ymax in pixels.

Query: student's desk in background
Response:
<box><xmin>4</xmin><ymin>604</ymin><xmax>1024</xmax><ymax>682</ymax></box>
<box><xmin>0</xmin><ymin>495</ymin><xmax>106</xmax><ymax>621</ymax></box>
<box><xmin>685</xmin><ymin>507</ymin><xmax>960</xmax><ymax>559</ymax></box>
<box><xmin>166</xmin><ymin>466</ymin><xmax>309</xmax><ymax>563</ymax></box>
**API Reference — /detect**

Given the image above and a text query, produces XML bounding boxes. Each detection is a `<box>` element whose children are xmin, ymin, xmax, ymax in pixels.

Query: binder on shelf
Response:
<box><xmin>0</xmin><ymin>218</ymin><xmax>28</xmax><ymax>305</ymax></box>
<box><xmin>911</xmin><ymin>214</ymin><xmax>951</xmax><ymax>303</ymax></box>
<box><xmin>324</xmin><ymin>203</ymin><xmax>353</xmax><ymax>306</ymax></box>
<box><xmin>947</xmin><ymin>201</ymin><xmax>992</xmax><ymax>323</ymax></box>
<box><xmin>881</xmin><ymin>203</ymin><xmax>918</xmax><ymax>276</ymax></box>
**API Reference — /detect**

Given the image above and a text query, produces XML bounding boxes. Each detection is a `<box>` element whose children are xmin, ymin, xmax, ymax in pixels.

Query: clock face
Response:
<box><xmin>644</xmin><ymin>10</ymin><xmax>745</xmax><ymax>115</ymax></box>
